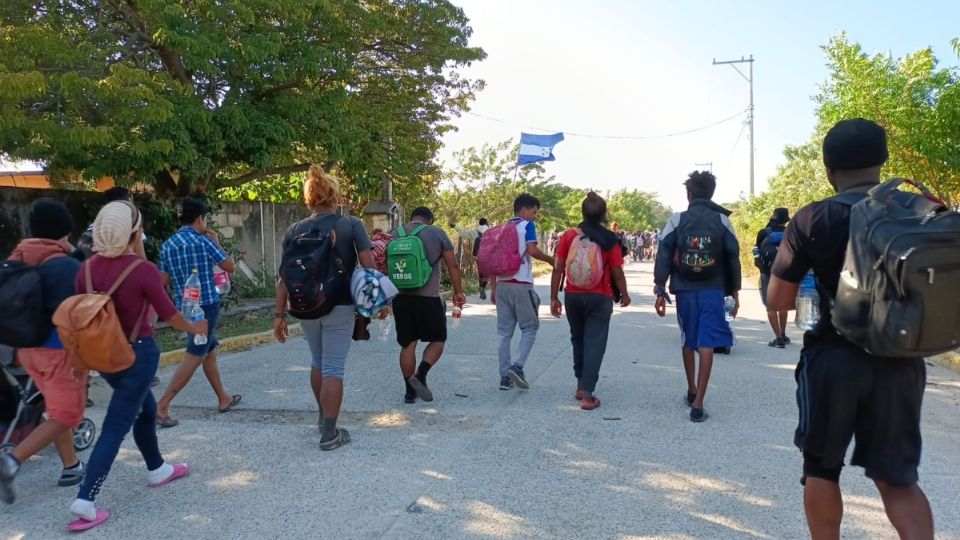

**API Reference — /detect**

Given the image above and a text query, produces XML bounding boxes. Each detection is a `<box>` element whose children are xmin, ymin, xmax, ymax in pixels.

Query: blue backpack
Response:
<box><xmin>757</xmin><ymin>229</ymin><xmax>784</xmax><ymax>274</ymax></box>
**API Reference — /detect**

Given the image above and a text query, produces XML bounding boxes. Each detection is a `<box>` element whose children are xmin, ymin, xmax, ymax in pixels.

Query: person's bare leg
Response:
<box><xmin>400</xmin><ymin>343</ymin><xmax>418</xmax><ymax>379</ymax></box>
<box><xmin>11</xmin><ymin>420</ymin><xmax>76</xmax><ymax>466</ymax></box>
<box><xmin>156</xmin><ymin>354</ymin><xmax>203</xmax><ymax>418</ymax></box>
<box><xmin>804</xmin><ymin>478</ymin><xmax>843</xmax><ymax>540</ymax></box>
<box><xmin>778</xmin><ymin>310</ymin><xmax>789</xmax><ymax>337</ymax></box>
<box><xmin>692</xmin><ymin>348</ymin><xmax>714</xmax><ymax>409</ymax></box>
<box><xmin>874</xmin><ymin>480</ymin><xmax>934</xmax><ymax>540</ymax></box>
<box><xmin>422</xmin><ymin>341</ymin><xmax>445</xmax><ymax>366</ymax></box>
<box><xmin>200</xmin><ymin>350</ymin><xmax>233</xmax><ymax>409</ymax></box>
<box><xmin>310</xmin><ymin>368</ymin><xmax>323</xmax><ymax>409</ymax></box>
<box><xmin>320</xmin><ymin>378</ymin><xmax>344</xmax><ymax>419</ymax></box>
<box><xmin>682</xmin><ymin>347</ymin><xmax>697</xmax><ymax>396</ymax></box>
<box><xmin>767</xmin><ymin>311</ymin><xmax>783</xmax><ymax>338</ymax></box>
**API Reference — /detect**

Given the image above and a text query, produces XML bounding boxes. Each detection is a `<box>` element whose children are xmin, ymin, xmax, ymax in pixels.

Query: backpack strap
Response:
<box><xmin>409</xmin><ymin>224</ymin><xmax>427</xmax><ymax>237</ymax></box>
<box><xmin>828</xmin><ymin>192</ymin><xmax>866</xmax><ymax>207</ymax></box>
<box><xmin>85</xmin><ymin>259</ymin><xmax>147</xmax><ymax>343</ymax></box>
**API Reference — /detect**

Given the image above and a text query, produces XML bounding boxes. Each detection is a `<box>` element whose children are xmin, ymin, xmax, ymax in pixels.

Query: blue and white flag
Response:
<box><xmin>517</xmin><ymin>132</ymin><xmax>564</xmax><ymax>165</ymax></box>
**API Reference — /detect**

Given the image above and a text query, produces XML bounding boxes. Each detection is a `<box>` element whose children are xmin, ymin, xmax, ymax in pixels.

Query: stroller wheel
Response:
<box><xmin>0</xmin><ymin>443</ymin><xmax>13</xmax><ymax>455</ymax></box>
<box><xmin>73</xmin><ymin>418</ymin><xmax>96</xmax><ymax>451</ymax></box>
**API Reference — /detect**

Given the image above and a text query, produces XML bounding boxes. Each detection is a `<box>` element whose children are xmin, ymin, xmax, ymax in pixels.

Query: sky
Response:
<box><xmin>438</xmin><ymin>0</ymin><xmax>960</xmax><ymax>211</ymax></box>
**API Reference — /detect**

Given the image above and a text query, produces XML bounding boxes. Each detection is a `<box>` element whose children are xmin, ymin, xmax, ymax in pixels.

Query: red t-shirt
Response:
<box><xmin>75</xmin><ymin>255</ymin><xmax>179</xmax><ymax>339</ymax></box>
<box><xmin>556</xmin><ymin>228</ymin><xmax>624</xmax><ymax>297</ymax></box>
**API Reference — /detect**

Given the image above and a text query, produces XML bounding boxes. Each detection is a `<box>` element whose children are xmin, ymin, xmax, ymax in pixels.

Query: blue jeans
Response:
<box><xmin>185</xmin><ymin>302</ymin><xmax>221</xmax><ymax>356</ymax></box>
<box><xmin>77</xmin><ymin>339</ymin><xmax>164</xmax><ymax>501</ymax></box>
<box><xmin>564</xmin><ymin>293</ymin><xmax>613</xmax><ymax>393</ymax></box>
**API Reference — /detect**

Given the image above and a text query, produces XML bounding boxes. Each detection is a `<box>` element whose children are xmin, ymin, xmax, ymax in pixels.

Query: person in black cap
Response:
<box><xmin>767</xmin><ymin>119</ymin><xmax>934</xmax><ymax>539</ymax></box>
<box><xmin>754</xmin><ymin>207</ymin><xmax>791</xmax><ymax>347</ymax></box>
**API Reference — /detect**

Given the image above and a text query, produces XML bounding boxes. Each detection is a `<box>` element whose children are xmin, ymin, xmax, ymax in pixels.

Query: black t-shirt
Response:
<box><xmin>771</xmin><ymin>198</ymin><xmax>858</xmax><ymax>335</ymax></box>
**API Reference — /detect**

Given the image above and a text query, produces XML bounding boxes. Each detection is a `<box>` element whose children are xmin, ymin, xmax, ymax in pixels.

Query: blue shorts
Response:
<box><xmin>676</xmin><ymin>289</ymin><xmax>733</xmax><ymax>349</ymax></box>
<box><xmin>186</xmin><ymin>302</ymin><xmax>221</xmax><ymax>356</ymax></box>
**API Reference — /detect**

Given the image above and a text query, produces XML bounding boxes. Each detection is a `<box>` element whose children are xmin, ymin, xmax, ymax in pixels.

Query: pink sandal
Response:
<box><xmin>148</xmin><ymin>463</ymin><xmax>191</xmax><ymax>488</ymax></box>
<box><xmin>67</xmin><ymin>509</ymin><xmax>110</xmax><ymax>532</ymax></box>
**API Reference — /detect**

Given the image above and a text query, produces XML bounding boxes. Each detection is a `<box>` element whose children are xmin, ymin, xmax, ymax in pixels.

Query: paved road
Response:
<box><xmin>3</xmin><ymin>262</ymin><xmax>959</xmax><ymax>539</ymax></box>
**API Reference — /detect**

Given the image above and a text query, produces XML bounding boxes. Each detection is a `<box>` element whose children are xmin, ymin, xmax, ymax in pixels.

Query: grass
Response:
<box><xmin>155</xmin><ymin>306</ymin><xmax>277</xmax><ymax>353</ymax></box>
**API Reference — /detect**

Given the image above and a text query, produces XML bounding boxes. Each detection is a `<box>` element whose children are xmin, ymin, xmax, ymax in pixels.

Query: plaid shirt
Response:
<box><xmin>160</xmin><ymin>226</ymin><xmax>228</xmax><ymax>309</ymax></box>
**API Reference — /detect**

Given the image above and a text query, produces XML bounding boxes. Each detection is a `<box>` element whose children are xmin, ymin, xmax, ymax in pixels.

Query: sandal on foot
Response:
<box><xmin>580</xmin><ymin>396</ymin><xmax>601</xmax><ymax>410</ymax></box>
<box><xmin>155</xmin><ymin>416</ymin><xmax>179</xmax><ymax>429</ymax></box>
<box><xmin>575</xmin><ymin>389</ymin><xmax>585</xmax><ymax>401</ymax></box>
<box><xmin>149</xmin><ymin>463</ymin><xmax>191</xmax><ymax>488</ymax></box>
<box><xmin>218</xmin><ymin>394</ymin><xmax>242</xmax><ymax>413</ymax></box>
<box><xmin>67</xmin><ymin>509</ymin><xmax>110</xmax><ymax>532</ymax></box>
<box><xmin>319</xmin><ymin>428</ymin><xmax>351</xmax><ymax>451</ymax></box>
<box><xmin>684</xmin><ymin>392</ymin><xmax>696</xmax><ymax>407</ymax></box>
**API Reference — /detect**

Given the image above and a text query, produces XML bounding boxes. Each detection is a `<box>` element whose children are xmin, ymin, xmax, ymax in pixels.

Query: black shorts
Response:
<box><xmin>392</xmin><ymin>295</ymin><xmax>447</xmax><ymax>347</ymax></box>
<box><xmin>795</xmin><ymin>334</ymin><xmax>926</xmax><ymax>485</ymax></box>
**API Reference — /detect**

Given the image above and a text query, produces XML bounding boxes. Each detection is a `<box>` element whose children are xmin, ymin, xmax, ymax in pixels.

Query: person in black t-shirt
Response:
<box><xmin>767</xmin><ymin>119</ymin><xmax>933</xmax><ymax>540</ymax></box>
<box><xmin>754</xmin><ymin>207</ymin><xmax>790</xmax><ymax>348</ymax></box>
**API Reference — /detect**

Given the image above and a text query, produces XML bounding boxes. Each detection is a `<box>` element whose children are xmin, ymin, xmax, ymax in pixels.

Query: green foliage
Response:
<box><xmin>607</xmin><ymin>190</ymin><xmax>673</xmax><ymax>232</ymax></box>
<box><xmin>0</xmin><ymin>1</ymin><xmax>485</xmax><ymax>203</ymax></box>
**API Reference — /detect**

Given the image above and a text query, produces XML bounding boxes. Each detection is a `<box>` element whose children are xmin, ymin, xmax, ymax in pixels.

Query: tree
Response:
<box><xmin>607</xmin><ymin>189</ymin><xmax>672</xmax><ymax>231</ymax></box>
<box><xmin>0</xmin><ymin>0</ymin><xmax>485</xmax><ymax>200</ymax></box>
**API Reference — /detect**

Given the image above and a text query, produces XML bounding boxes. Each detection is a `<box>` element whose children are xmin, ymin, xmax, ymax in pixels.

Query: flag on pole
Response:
<box><xmin>517</xmin><ymin>132</ymin><xmax>564</xmax><ymax>165</ymax></box>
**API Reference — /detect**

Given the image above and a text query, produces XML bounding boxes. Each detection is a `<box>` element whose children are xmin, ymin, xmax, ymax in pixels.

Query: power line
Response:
<box><xmin>465</xmin><ymin>109</ymin><xmax>747</xmax><ymax>140</ymax></box>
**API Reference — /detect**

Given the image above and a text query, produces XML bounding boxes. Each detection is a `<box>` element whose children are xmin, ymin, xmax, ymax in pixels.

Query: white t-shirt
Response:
<box><xmin>498</xmin><ymin>217</ymin><xmax>537</xmax><ymax>284</ymax></box>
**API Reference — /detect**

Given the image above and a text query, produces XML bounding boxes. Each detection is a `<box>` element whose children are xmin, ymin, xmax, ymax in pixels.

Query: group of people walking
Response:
<box><xmin>0</xmin><ymin>118</ymin><xmax>942</xmax><ymax>538</ymax></box>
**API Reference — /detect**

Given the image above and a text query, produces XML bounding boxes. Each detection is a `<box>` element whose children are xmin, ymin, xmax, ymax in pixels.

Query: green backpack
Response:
<box><xmin>386</xmin><ymin>224</ymin><xmax>432</xmax><ymax>289</ymax></box>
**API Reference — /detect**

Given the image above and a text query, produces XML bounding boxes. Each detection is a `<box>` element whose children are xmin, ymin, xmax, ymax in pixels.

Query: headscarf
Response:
<box><xmin>92</xmin><ymin>201</ymin><xmax>142</xmax><ymax>258</ymax></box>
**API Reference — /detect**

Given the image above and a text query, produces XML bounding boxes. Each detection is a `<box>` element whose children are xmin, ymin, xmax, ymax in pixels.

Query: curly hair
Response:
<box><xmin>684</xmin><ymin>170</ymin><xmax>717</xmax><ymax>200</ymax></box>
<box><xmin>304</xmin><ymin>164</ymin><xmax>340</xmax><ymax>211</ymax></box>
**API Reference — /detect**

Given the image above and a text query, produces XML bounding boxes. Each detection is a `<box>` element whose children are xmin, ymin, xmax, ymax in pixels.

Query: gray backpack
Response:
<box><xmin>831</xmin><ymin>179</ymin><xmax>960</xmax><ymax>358</ymax></box>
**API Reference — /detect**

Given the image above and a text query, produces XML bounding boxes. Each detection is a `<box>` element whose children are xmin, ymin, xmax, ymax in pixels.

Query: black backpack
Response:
<box><xmin>279</xmin><ymin>215</ymin><xmax>349</xmax><ymax>320</ymax></box>
<box><xmin>831</xmin><ymin>179</ymin><xmax>960</xmax><ymax>358</ymax></box>
<box><xmin>757</xmin><ymin>228</ymin><xmax>784</xmax><ymax>274</ymax></box>
<box><xmin>0</xmin><ymin>258</ymin><xmax>55</xmax><ymax>348</ymax></box>
<box><xmin>675</xmin><ymin>211</ymin><xmax>724</xmax><ymax>280</ymax></box>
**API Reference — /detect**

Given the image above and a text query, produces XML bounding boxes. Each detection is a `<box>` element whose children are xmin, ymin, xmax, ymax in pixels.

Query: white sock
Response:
<box><xmin>147</xmin><ymin>462</ymin><xmax>174</xmax><ymax>485</ymax></box>
<box><xmin>70</xmin><ymin>498</ymin><xmax>97</xmax><ymax>521</ymax></box>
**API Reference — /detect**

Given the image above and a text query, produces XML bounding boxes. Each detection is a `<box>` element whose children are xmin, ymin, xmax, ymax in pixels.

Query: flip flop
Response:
<box><xmin>218</xmin><ymin>395</ymin><xmax>242</xmax><ymax>413</ymax></box>
<box><xmin>67</xmin><ymin>509</ymin><xmax>110</xmax><ymax>532</ymax></box>
<box><xmin>149</xmin><ymin>463</ymin><xmax>191</xmax><ymax>488</ymax></box>
<box><xmin>155</xmin><ymin>416</ymin><xmax>179</xmax><ymax>428</ymax></box>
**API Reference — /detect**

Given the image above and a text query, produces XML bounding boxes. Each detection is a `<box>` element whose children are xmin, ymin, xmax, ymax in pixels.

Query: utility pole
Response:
<box><xmin>695</xmin><ymin>162</ymin><xmax>714</xmax><ymax>173</ymax></box>
<box><xmin>713</xmin><ymin>55</ymin><xmax>754</xmax><ymax>195</ymax></box>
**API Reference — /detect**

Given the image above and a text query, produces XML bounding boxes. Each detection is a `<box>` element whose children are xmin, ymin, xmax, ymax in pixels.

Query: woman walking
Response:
<box><xmin>274</xmin><ymin>165</ymin><xmax>376</xmax><ymax>451</ymax></box>
<box><xmin>549</xmin><ymin>192</ymin><xmax>631</xmax><ymax>410</ymax></box>
<box><xmin>68</xmin><ymin>201</ymin><xmax>207</xmax><ymax>531</ymax></box>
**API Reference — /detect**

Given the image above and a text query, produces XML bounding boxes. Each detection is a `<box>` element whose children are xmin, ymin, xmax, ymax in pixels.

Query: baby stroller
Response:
<box><xmin>0</xmin><ymin>345</ymin><xmax>96</xmax><ymax>455</ymax></box>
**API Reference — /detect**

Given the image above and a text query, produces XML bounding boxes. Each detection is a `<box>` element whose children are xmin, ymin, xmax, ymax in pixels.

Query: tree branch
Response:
<box><xmin>219</xmin><ymin>163</ymin><xmax>313</xmax><ymax>189</ymax></box>
<box><xmin>109</xmin><ymin>0</ymin><xmax>192</xmax><ymax>87</ymax></box>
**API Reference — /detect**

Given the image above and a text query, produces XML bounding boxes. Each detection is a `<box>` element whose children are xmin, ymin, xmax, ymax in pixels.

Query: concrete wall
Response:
<box><xmin>0</xmin><ymin>187</ymin><xmax>310</xmax><ymax>278</ymax></box>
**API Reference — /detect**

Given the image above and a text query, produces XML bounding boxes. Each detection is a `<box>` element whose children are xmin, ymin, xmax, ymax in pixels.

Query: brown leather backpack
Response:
<box><xmin>53</xmin><ymin>259</ymin><xmax>147</xmax><ymax>373</ymax></box>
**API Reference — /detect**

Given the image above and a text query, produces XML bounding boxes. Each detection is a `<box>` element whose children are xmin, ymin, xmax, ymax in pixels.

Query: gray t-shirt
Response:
<box><xmin>281</xmin><ymin>212</ymin><xmax>372</xmax><ymax>305</ymax></box>
<box><xmin>390</xmin><ymin>221</ymin><xmax>453</xmax><ymax>297</ymax></box>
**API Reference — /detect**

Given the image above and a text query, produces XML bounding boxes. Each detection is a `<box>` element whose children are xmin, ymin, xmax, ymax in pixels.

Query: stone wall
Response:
<box><xmin>0</xmin><ymin>187</ymin><xmax>310</xmax><ymax>278</ymax></box>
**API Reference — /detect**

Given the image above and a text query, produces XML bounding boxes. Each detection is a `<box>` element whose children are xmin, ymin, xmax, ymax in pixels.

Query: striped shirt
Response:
<box><xmin>159</xmin><ymin>226</ymin><xmax>228</xmax><ymax>309</ymax></box>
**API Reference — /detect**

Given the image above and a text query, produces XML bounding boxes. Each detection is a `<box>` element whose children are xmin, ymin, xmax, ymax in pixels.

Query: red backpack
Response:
<box><xmin>476</xmin><ymin>222</ymin><xmax>522</xmax><ymax>277</ymax></box>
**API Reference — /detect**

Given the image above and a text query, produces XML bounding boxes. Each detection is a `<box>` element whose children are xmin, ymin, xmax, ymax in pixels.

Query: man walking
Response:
<box><xmin>755</xmin><ymin>207</ymin><xmax>791</xmax><ymax>348</ymax></box>
<box><xmin>654</xmin><ymin>171</ymin><xmax>740</xmax><ymax>422</ymax></box>
<box><xmin>475</xmin><ymin>218</ymin><xmax>490</xmax><ymax>300</ymax></box>
<box><xmin>767</xmin><ymin>119</ymin><xmax>934</xmax><ymax>540</ymax></box>
<box><xmin>155</xmin><ymin>199</ymin><xmax>239</xmax><ymax>427</ymax></box>
<box><xmin>390</xmin><ymin>207</ymin><xmax>466</xmax><ymax>403</ymax></box>
<box><xmin>491</xmin><ymin>194</ymin><xmax>554</xmax><ymax>391</ymax></box>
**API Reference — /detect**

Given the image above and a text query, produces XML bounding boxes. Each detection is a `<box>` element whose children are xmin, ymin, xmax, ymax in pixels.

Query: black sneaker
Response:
<box><xmin>403</xmin><ymin>392</ymin><xmax>417</xmax><ymax>404</ymax></box>
<box><xmin>407</xmin><ymin>376</ymin><xmax>434</xmax><ymax>402</ymax></box>
<box><xmin>782</xmin><ymin>336</ymin><xmax>791</xmax><ymax>345</ymax></box>
<box><xmin>58</xmin><ymin>461</ymin><xmax>84</xmax><ymax>487</ymax></box>
<box><xmin>0</xmin><ymin>453</ymin><xmax>19</xmax><ymax>504</ymax></box>
<box><xmin>684</xmin><ymin>392</ymin><xmax>696</xmax><ymax>407</ymax></box>
<box><xmin>499</xmin><ymin>377</ymin><xmax>514</xmax><ymax>390</ymax></box>
<box><xmin>768</xmin><ymin>337</ymin><xmax>785</xmax><ymax>348</ymax></box>
<box><xmin>506</xmin><ymin>365</ymin><xmax>529</xmax><ymax>389</ymax></box>
<box><xmin>479</xmin><ymin>290</ymin><xmax>487</xmax><ymax>300</ymax></box>
<box><xmin>690</xmin><ymin>407</ymin><xmax>709</xmax><ymax>423</ymax></box>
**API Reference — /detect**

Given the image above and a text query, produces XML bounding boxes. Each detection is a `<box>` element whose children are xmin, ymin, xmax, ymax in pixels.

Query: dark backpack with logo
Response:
<box><xmin>279</xmin><ymin>215</ymin><xmax>349</xmax><ymax>320</ymax></box>
<box><xmin>757</xmin><ymin>229</ymin><xmax>784</xmax><ymax>274</ymax></box>
<box><xmin>0</xmin><ymin>255</ymin><xmax>60</xmax><ymax>348</ymax></box>
<box><xmin>830</xmin><ymin>179</ymin><xmax>960</xmax><ymax>358</ymax></box>
<box><xmin>675</xmin><ymin>211</ymin><xmax>724</xmax><ymax>280</ymax></box>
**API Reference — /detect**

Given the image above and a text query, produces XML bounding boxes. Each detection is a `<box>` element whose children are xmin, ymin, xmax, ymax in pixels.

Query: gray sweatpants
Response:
<box><xmin>496</xmin><ymin>282</ymin><xmax>540</xmax><ymax>376</ymax></box>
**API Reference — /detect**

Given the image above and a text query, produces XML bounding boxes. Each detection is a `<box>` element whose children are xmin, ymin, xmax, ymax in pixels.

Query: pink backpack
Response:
<box><xmin>564</xmin><ymin>229</ymin><xmax>604</xmax><ymax>289</ymax></box>
<box><xmin>476</xmin><ymin>222</ymin><xmax>522</xmax><ymax>277</ymax></box>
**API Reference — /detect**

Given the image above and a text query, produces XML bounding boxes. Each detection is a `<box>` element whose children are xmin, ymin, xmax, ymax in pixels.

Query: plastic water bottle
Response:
<box><xmin>723</xmin><ymin>296</ymin><xmax>735</xmax><ymax>322</ymax></box>
<box><xmin>182</xmin><ymin>269</ymin><xmax>207</xmax><ymax>345</ymax></box>
<box><xmin>451</xmin><ymin>306</ymin><xmax>462</xmax><ymax>329</ymax></box>
<box><xmin>213</xmin><ymin>265</ymin><xmax>231</xmax><ymax>295</ymax></box>
<box><xmin>751</xmin><ymin>246</ymin><xmax>760</xmax><ymax>261</ymax></box>
<box><xmin>795</xmin><ymin>272</ymin><xmax>821</xmax><ymax>331</ymax></box>
<box><xmin>375</xmin><ymin>316</ymin><xmax>393</xmax><ymax>342</ymax></box>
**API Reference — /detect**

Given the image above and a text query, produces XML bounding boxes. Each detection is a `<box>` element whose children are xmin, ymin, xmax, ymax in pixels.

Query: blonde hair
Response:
<box><xmin>304</xmin><ymin>164</ymin><xmax>340</xmax><ymax>211</ymax></box>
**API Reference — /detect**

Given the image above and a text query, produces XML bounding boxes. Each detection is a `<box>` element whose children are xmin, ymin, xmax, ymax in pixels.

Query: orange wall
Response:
<box><xmin>0</xmin><ymin>172</ymin><xmax>115</xmax><ymax>191</ymax></box>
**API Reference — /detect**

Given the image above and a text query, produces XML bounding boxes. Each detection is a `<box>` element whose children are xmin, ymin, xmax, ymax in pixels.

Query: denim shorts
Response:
<box><xmin>676</xmin><ymin>289</ymin><xmax>733</xmax><ymax>349</ymax></box>
<box><xmin>186</xmin><ymin>302</ymin><xmax>221</xmax><ymax>356</ymax></box>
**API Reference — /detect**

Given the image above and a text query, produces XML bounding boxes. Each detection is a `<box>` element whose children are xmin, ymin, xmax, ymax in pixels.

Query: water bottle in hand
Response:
<box><xmin>376</xmin><ymin>316</ymin><xmax>393</xmax><ymax>342</ymax></box>
<box><xmin>451</xmin><ymin>306</ymin><xmax>462</xmax><ymax>329</ymax></box>
<box><xmin>190</xmin><ymin>304</ymin><xmax>207</xmax><ymax>345</ymax></box>
<box><xmin>723</xmin><ymin>296</ymin><xmax>735</xmax><ymax>322</ymax></box>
